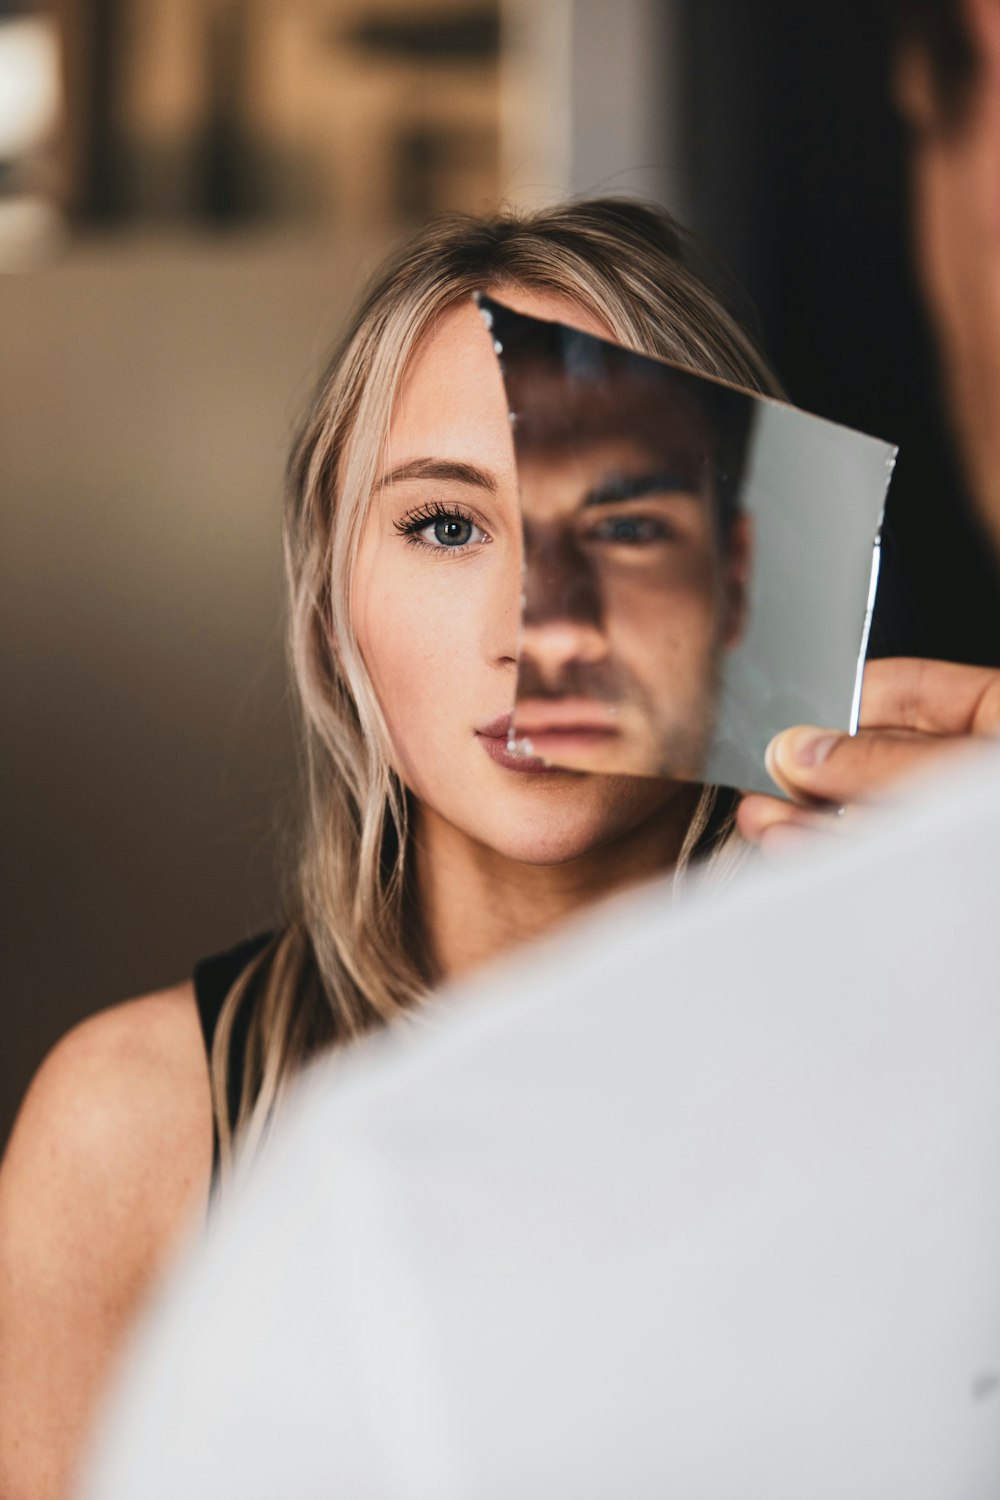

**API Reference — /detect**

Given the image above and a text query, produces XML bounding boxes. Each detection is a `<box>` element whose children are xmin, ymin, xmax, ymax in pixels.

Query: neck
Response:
<box><xmin>943</xmin><ymin>310</ymin><xmax>1000</xmax><ymax>560</ymax></box>
<box><xmin>914</xmin><ymin>85</ymin><xmax>1000</xmax><ymax>558</ymax></box>
<box><xmin>929</xmin><ymin>213</ymin><xmax>1000</xmax><ymax>555</ymax></box>
<box><xmin>411</xmin><ymin>790</ymin><xmax>701</xmax><ymax>983</ymax></box>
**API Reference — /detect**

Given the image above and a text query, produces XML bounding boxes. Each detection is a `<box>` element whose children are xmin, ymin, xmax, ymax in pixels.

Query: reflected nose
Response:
<box><xmin>520</xmin><ymin>524</ymin><xmax>607</xmax><ymax>681</ymax></box>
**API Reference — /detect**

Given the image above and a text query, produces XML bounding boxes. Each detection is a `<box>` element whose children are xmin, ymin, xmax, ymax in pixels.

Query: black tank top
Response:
<box><xmin>192</xmin><ymin>932</ymin><xmax>273</xmax><ymax>1174</ymax></box>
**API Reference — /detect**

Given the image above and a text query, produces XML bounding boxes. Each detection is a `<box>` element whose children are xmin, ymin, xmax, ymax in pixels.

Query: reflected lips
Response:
<box><xmin>514</xmin><ymin>698</ymin><xmax>621</xmax><ymax>760</ymax></box>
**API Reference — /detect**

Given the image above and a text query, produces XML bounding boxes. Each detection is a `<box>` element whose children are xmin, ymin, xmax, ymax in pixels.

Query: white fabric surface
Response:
<box><xmin>82</xmin><ymin>747</ymin><xmax>1000</xmax><ymax>1499</ymax></box>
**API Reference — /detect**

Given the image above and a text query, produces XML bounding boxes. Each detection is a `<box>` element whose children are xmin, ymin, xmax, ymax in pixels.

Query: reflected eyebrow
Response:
<box><xmin>377</xmin><ymin>457</ymin><xmax>497</xmax><ymax>492</ymax></box>
<box><xmin>583</xmin><ymin>471</ymin><xmax>703</xmax><ymax>507</ymax></box>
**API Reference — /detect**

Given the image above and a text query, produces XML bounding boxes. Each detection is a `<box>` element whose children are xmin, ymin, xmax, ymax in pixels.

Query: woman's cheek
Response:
<box><xmin>362</xmin><ymin>562</ymin><xmax>486</xmax><ymax>786</ymax></box>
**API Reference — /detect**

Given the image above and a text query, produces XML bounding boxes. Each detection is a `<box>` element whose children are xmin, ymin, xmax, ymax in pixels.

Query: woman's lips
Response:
<box><xmin>477</xmin><ymin>733</ymin><xmax>560</xmax><ymax>773</ymax></box>
<box><xmin>477</xmin><ymin>712</ymin><xmax>517</xmax><ymax>740</ymax></box>
<box><xmin>476</xmin><ymin>703</ymin><xmax>620</xmax><ymax>773</ymax></box>
<box><xmin>476</xmin><ymin>713</ymin><xmax>556</xmax><ymax>773</ymax></box>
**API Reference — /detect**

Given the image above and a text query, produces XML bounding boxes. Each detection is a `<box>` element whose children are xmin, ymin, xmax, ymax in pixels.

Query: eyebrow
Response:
<box><xmin>377</xmin><ymin>457</ymin><xmax>498</xmax><ymax>492</ymax></box>
<box><xmin>582</xmin><ymin>470</ymin><xmax>703</xmax><ymax>507</ymax></box>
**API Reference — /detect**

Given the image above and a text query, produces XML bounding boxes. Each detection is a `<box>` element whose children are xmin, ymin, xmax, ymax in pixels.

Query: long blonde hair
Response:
<box><xmin>211</xmin><ymin>198</ymin><xmax>783</xmax><ymax>1172</ymax></box>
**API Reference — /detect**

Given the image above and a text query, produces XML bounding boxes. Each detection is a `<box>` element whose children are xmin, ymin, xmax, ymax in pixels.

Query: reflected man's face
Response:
<box><xmin>513</xmin><ymin>367</ymin><xmax>750</xmax><ymax>780</ymax></box>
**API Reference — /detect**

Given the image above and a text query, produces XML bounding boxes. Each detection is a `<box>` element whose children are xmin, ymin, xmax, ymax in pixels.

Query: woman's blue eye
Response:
<box><xmin>432</xmin><ymin>516</ymin><xmax>473</xmax><ymax>546</ymax></box>
<box><xmin>394</xmin><ymin>505</ymin><xmax>488</xmax><ymax>551</ymax></box>
<box><xmin>588</xmin><ymin>515</ymin><xmax>669</xmax><ymax>545</ymax></box>
<box><xmin>416</xmin><ymin>514</ymin><xmax>485</xmax><ymax>548</ymax></box>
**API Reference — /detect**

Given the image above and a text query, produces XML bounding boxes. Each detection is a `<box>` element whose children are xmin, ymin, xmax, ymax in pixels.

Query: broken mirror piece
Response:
<box><xmin>476</xmin><ymin>293</ymin><xmax>895</xmax><ymax>798</ymax></box>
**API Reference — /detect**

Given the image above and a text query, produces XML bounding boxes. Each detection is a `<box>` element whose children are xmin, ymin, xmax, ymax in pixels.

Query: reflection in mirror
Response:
<box><xmin>478</xmin><ymin>294</ymin><xmax>895</xmax><ymax>797</ymax></box>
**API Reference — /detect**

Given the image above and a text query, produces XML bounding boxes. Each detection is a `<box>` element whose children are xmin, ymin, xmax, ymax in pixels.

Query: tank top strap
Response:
<box><xmin>193</xmin><ymin>932</ymin><xmax>274</xmax><ymax>1179</ymax></box>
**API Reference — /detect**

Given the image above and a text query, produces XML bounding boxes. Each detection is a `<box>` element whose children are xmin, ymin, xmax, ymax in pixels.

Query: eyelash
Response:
<box><xmin>393</xmin><ymin>502</ymin><xmax>490</xmax><ymax>555</ymax></box>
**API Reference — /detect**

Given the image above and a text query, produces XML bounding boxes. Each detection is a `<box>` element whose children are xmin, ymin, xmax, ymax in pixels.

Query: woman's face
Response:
<box><xmin>351</xmin><ymin>287</ymin><xmax>694</xmax><ymax>865</ymax></box>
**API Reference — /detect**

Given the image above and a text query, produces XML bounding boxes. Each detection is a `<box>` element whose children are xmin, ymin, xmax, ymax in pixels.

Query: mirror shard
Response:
<box><xmin>476</xmin><ymin>292</ymin><xmax>895</xmax><ymax>798</ymax></box>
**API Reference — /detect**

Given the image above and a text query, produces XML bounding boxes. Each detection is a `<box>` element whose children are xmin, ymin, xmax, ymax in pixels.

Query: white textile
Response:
<box><xmin>82</xmin><ymin>748</ymin><xmax>1000</xmax><ymax>1500</ymax></box>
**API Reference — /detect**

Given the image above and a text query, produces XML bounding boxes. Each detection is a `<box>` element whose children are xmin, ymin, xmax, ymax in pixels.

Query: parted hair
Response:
<box><xmin>210</xmin><ymin>198</ymin><xmax>784</xmax><ymax>1174</ymax></box>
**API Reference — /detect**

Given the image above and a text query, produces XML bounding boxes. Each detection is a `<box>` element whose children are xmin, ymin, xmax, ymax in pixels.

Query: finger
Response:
<box><xmin>766</xmin><ymin>724</ymin><xmax>965</xmax><ymax>805</ymax></box>
<box><xmin>859</xmin><ymin>657</ymin><xmax>1000</xmax><ymax>737</ymax></box>
<box><xmin>757</xmin><ymin>822</ymin><xmax>836</xmax><ymax>858</ymax></box>
<box><xmin>736</xmin><ymin>792</ymin><xmax>842</xmax><ymax>844</ymax></box>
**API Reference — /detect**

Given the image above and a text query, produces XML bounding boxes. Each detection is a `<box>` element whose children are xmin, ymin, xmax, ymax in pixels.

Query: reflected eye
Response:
<box><xmin>586</xmin><ymin>514</ymin><xmax>673</xmax><ymax>545</ymax></box>
<box><xmin>394</xmin><ymin>503</ymin><xmax>489</xmax><ymax>553</ymax></box>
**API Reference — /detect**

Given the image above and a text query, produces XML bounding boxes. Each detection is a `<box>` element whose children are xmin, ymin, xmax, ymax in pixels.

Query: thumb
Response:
<box><xmin>765</xmin><ymin>725</ymin><xmax>949</xmax><ymax>804</ymax></box>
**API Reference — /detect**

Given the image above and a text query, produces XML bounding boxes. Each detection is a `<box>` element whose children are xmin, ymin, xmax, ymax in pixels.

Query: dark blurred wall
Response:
<box><xmin>677</xmin><ymin>0</ymin><xmax>1000</xmax><ymax>666</ymax></box>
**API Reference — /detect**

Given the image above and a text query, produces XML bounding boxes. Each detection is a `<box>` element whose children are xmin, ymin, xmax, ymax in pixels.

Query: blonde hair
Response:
<box><xmin>211</xmin><ymin>198</ymin><xmax>783</xmax><ymax>1173</ymax></box>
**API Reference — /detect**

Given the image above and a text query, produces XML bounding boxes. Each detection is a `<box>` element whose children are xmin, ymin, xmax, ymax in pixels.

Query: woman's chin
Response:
<box><xmin>465</xmin><ymin>803</ymin><xmax>679</xmax><ymax>869</ymax></box>
<box><xmin>410</xmin><ymin>771</ymin><xmax>692</xmax><ymax>870</ymax></box>
<box><xmin>485</xmin><ymin>833</ymin><xmax>616</xmax><ymax>868</ymax></box>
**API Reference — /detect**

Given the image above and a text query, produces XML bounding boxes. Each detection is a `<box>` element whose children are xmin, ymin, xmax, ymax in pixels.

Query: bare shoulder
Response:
<box><xmin>1</xmin><ymin>981</ymin><xmax>212</xmax><ymax>1246</ymax></box>
<box><xmin>0</xmin><ymin>982</ymin><xmax>213</xmax><ymax>1500</ymax></box>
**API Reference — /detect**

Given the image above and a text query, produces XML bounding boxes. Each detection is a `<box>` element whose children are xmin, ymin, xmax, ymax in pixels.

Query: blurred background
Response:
<box><xmin>4</xmin><ymin>0</ymin><xmax>1000</xmax><ymax>1149</ymax></box>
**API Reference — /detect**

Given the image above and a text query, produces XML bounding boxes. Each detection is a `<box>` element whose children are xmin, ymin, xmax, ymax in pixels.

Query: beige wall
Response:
<box><xmin>119</xmin><ymin>0</ymin><xmax>502</xmax><ymax>224</ymax></box>
<box><xmin>1</xmin><ymin>227</ymin><xmax>384</xmax><ymax>1147</ymax></box>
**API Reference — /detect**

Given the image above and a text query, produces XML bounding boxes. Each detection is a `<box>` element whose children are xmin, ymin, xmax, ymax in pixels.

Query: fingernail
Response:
<box><xmin>773</xmin><ymin>727</ymin><xmax>841</xmax><ymax>769</ymax></box>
